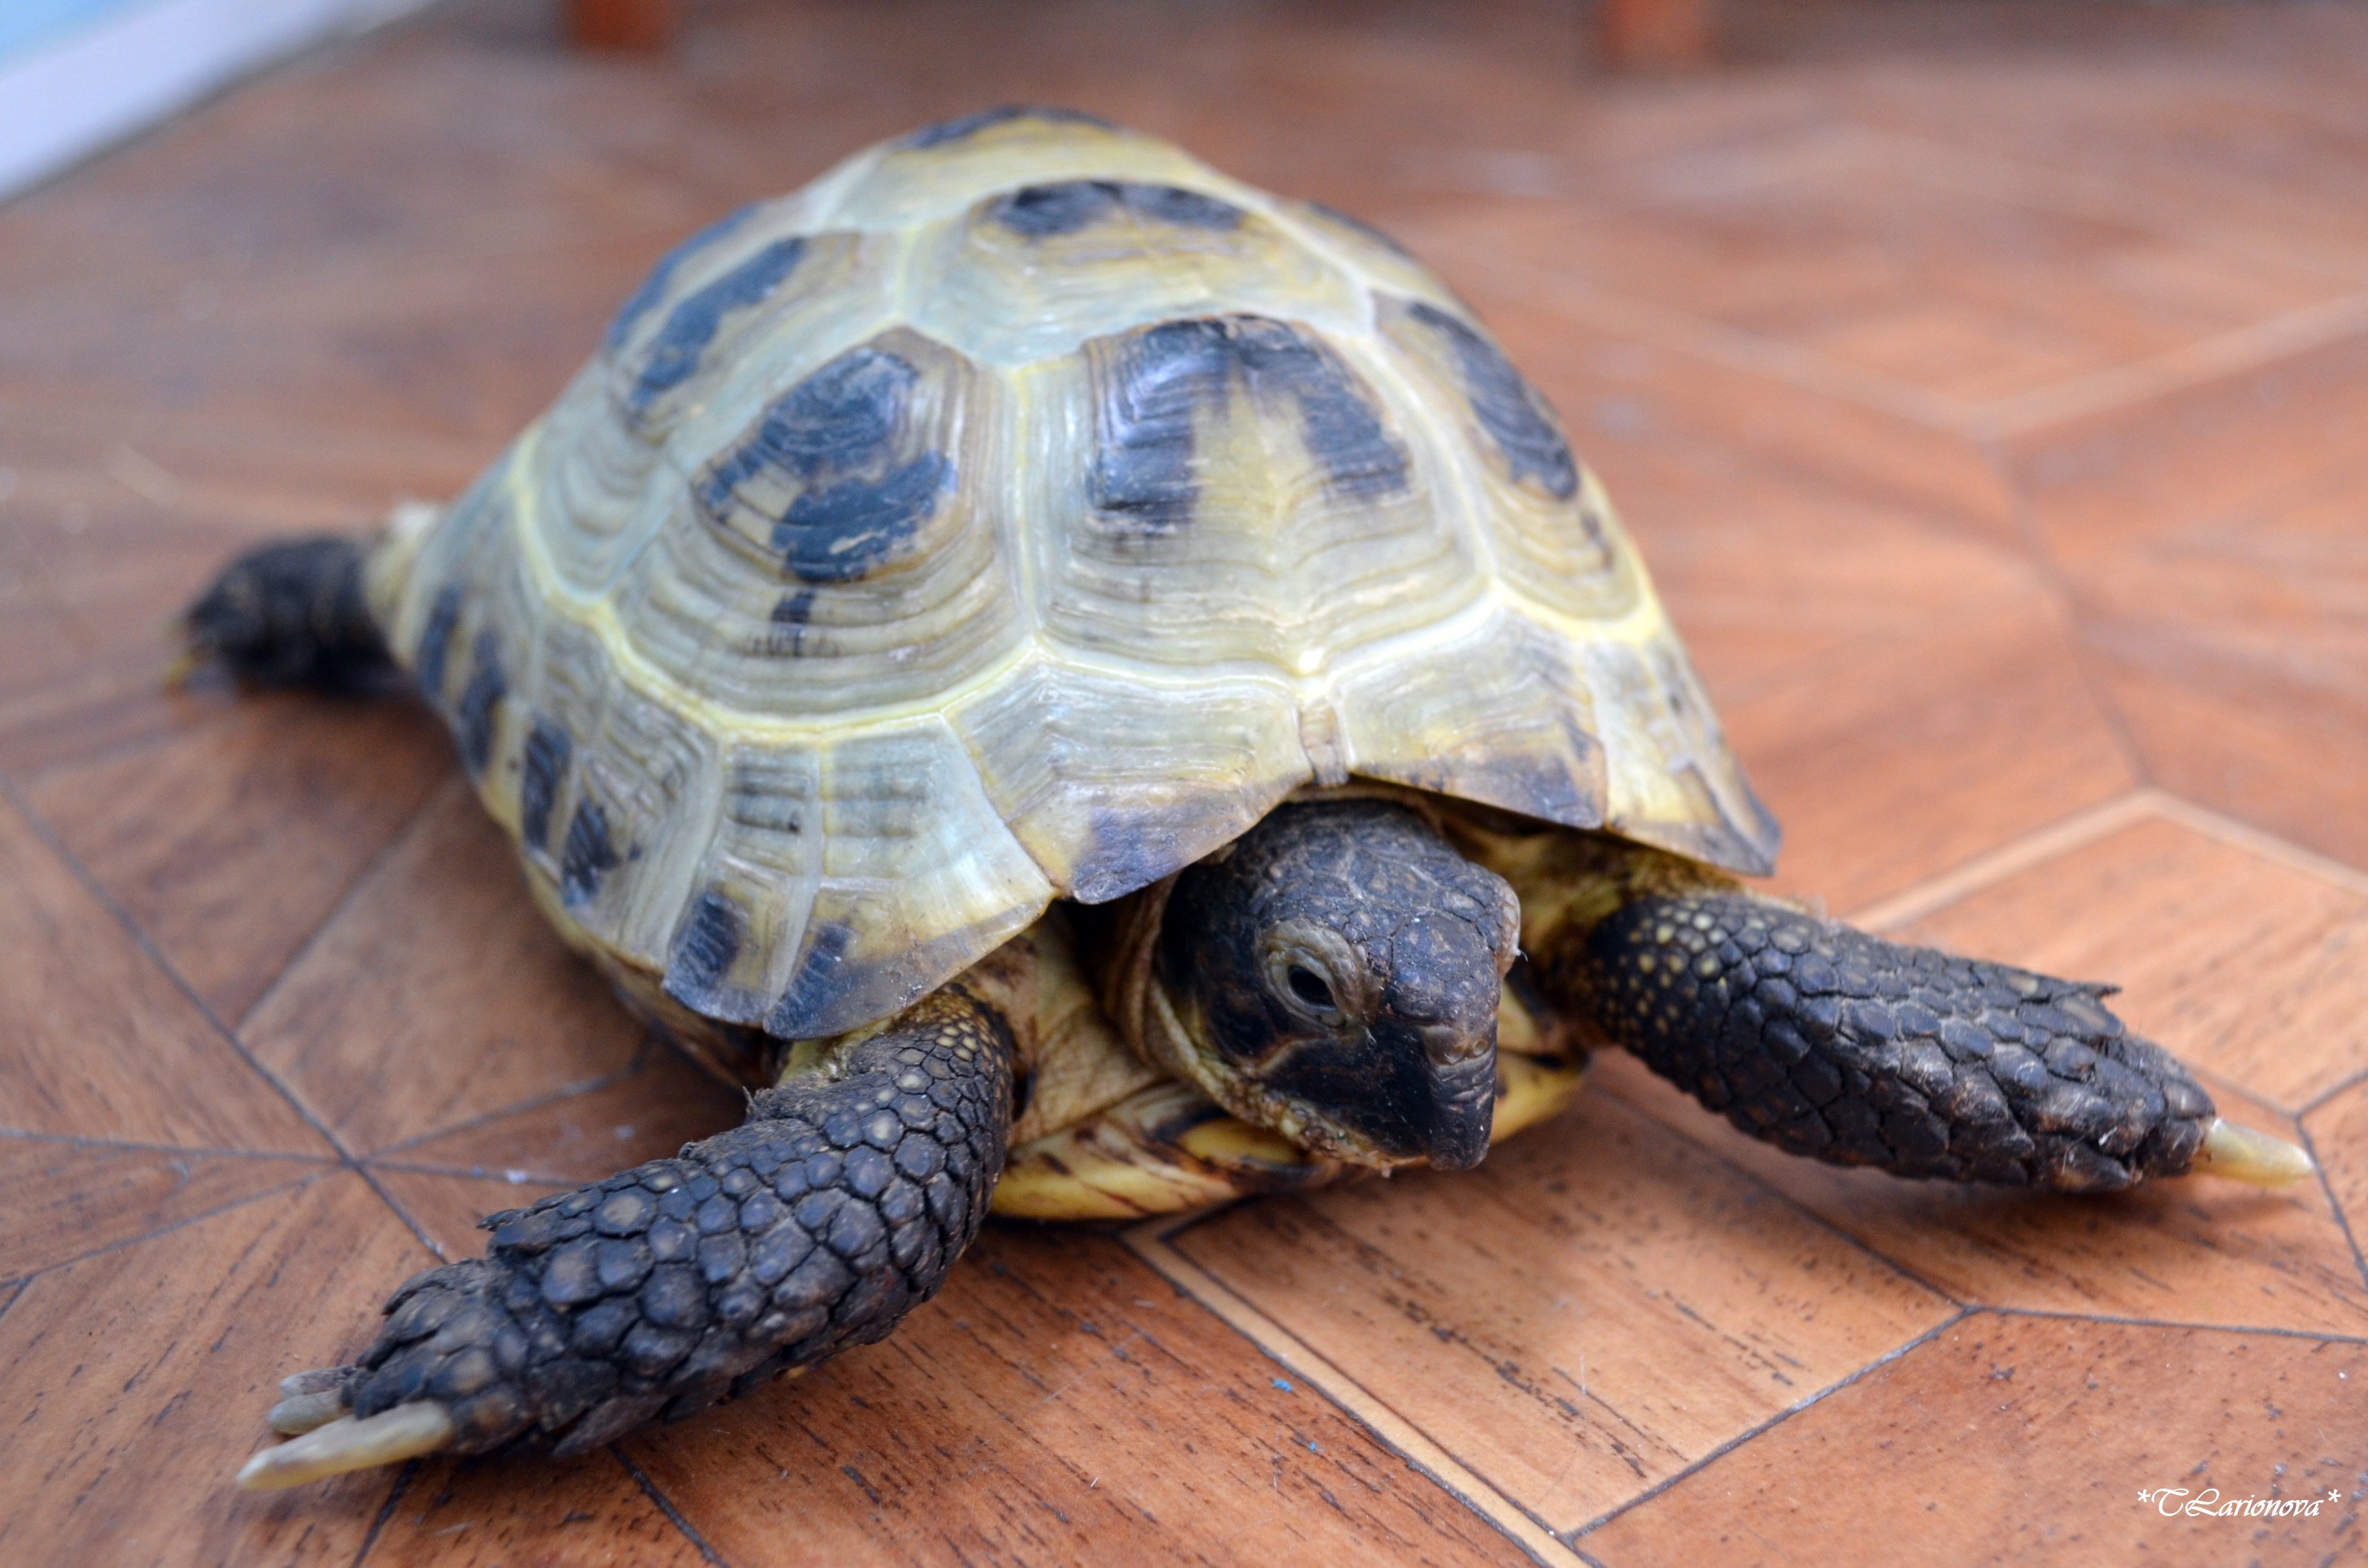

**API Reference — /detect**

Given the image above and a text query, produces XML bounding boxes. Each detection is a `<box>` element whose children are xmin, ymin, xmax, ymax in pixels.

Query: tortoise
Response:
<box><xmin>186</xmin><ymin>107</ymin><xmax>2310</xmax><ymax>1490</ymax></box>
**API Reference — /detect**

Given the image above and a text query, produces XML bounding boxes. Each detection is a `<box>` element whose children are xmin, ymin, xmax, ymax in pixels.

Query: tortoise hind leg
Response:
<box><xmin>181</xmin><ymin>535</ymin><xmax>388</xmax><ymax>687</ymax></box>
<box><xmin>237</xmin><ymin>986</ymin><xmax>1013</xmax><ymax>1489</ymax></box>
<box><xmin>1561</xmin><ymin>892</ymin><xmax>2311</xmax><ymax>1192</ymax></box>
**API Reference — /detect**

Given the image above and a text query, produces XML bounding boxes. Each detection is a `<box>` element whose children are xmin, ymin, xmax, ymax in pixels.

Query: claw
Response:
<box><xmin>236</xmin><ymin>1401</ymin><xmax>456</xmax><ymax>1490</ymax></box>
<box><xmin>267</xmin><ymin>1389</ymin><xmax>349</xmax><ymax>1436</ymax></box>
<box><xmin>2191</xmin><ymin>1117</ymin><xmax>2314</xmax><ymax>1188</ymax></box>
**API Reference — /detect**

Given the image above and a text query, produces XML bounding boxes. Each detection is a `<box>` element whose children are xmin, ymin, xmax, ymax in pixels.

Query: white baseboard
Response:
<box><xmin>0</xmin><ymin>0</ymin><xmax>432</xmax><ymax>203</ymax></box>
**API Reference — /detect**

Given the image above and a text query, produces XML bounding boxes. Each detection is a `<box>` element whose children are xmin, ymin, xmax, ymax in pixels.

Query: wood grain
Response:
<box><xmin>627</xmin><ymin>1225</ymin><xmax>1536</xmax><ymax>1568</ymax></box>
<box><xmin>1580</xmin><ymin>1316</ymin><xmax>2368</xmax><ymax>1565</ymax></box>
<box><xmin>0</xmin><ymin>791</ymin><xmax>327</xmax><ymax>1154</ymax></box>
<box><xmin>0</xmin><ymin>1137</ymin><xmax>325</xmax><ymax>1281</ymax></box>
<box><xmin>241</xmin><ymin>781</ymin><xmax>650</xmax><ymax>1154</ymax></box>
<box><xmin>1168</xmin><ymin>1090</ymin><xmax>1953</xmax><ymax>1532</ymax></box>
<box><xmin>0</xmin><ymin>1173</ymin><xmax>422</xmax><ymax>1567</ymax></box>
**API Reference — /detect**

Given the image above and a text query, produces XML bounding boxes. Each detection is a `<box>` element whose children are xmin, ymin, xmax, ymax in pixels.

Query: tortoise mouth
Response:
<box><xmin>1254</xmin><ymin>1027</ymin><xmax>1499</xmax><ymax>1172</ymax></box>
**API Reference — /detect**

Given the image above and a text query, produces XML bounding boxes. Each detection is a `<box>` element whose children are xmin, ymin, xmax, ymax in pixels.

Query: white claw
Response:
<box><xmin>236</xmin><ymin>1401</ymin><xmax>457</xmax><ymax>1490</ymax></box>
<box><xmin>267</xmin><ymin>1390</ymin><xmax>349</xmax><ymax>1435</ymax></box>
<box><xmin>2191</xmin><ymin>1117</ymin><xmax>2315</xmax><ymax>1188</ymax></box>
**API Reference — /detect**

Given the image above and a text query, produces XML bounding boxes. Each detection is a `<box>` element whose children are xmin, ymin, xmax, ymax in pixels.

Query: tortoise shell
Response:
<box><xmin>366</xmin><ymin>106</ymin><xmax>1779</xmax><ymax>1043</ymax></box>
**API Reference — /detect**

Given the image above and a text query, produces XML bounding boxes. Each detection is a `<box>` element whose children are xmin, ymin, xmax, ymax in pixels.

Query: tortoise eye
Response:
<box><xmin>1287</xmin><ymin>964</ymin><xmax>1337</xmax><ymax>1011</ymax></box>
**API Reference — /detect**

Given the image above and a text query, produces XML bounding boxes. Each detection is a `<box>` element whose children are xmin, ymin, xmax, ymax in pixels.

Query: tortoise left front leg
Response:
<box><xmin>1541</xmin><ymin>889</ymin><xmax>2311</xmax><ymax>1192</ymax></box>
<box><xmin>237</xmin><ymin>988</ymin><xmax>1011</xmax><ymax>1488</ymax></box>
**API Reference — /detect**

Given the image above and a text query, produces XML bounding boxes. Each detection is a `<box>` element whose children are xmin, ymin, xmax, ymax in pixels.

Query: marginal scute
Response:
<box><xmin>1335</xmin><ymin>609</ymin><xmax>1608</xmax><ymax>831</ymax></box>
<box><xmin>375</xmin><ymin>112</ymin><xmax>1782</xmax><ymax>1048</ymax></box>
<box><xmin>948</xmin><ymin>658</ymin><xmax>1306</xmax><ymax>903</ymax></box>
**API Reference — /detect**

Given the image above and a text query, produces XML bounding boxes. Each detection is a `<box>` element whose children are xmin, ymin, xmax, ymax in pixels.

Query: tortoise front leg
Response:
<box><xmin>1552</xmin><ymin>892</ymin><xmax>2311</xmax><ymax>1192</ymax></box>
<box><xmin>238</xmin><ymin>987</ymin><xmax>1012</xmax><ymax>1489</ymax></box>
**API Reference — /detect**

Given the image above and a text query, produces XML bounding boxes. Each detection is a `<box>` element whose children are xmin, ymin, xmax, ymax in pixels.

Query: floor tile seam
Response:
<box><xmin>2139</xmin><ymin>791</ymin><xmax>2368</xmax><ymax>902</ymax></box>
<box><xmin>232</xmin><ymin>772</ymin><xmax>466</xmax><ymax>1038</ymax></box>
<box><xmin>1966</xmin><ymin>291</ymin><xmax>2368</xmax><ymax>441</ymax></box>
<box><xmin>10</xmin><ymin>698</ymin><xmax>241</xmax><ymax>790</ymax></box>
<box><xmin>0</xmin><ymin>1163</ymin><xmax>332</xmax><ymax>1291</ymax></box>
<box><xmin>613</xmin><ymin>1448</ymin><xmax>736</xmax><ymax>1568</ymax></box>
<box><xmin>345</xmin><ymin>1460</ymin><xmax>416</xmax><ymax>1568</ymax></box>
<box><xmin>1850</xmin><ymin>122</ymin><xmax>2368</xmax><ymax>293</ymax></box>
<box><xmin>364</xmin><ymin>1155</ymin><xmax>589</xmax><ymax>1188</ymax></box>
<box><xmin>1565</xmin><ymin>1306</ymin><xmax>1977</xmax><ymax>1542</ymax></box>
<box><xmin>2301</xmin><ymin>1067</ymin><xmax>2368</xmax><ymax>1120</ymax></box>
<box><xmin>1119</xmin><ymin>1216</ymin><xmax>1588</xmax><ymax>1568</ymax></box>
<box><xmin>1989</xmin><ymin>458</ymin><xmax>2160</xmax><ymax>793</ymax></box>
<box><xmin>1843</xmin><ymin>788</ymin><xmax>2159</xmax><ymax>931</ymax></box>
<box><xmin>1980</xmin><ymin>1303</ymin><xmax>2368</xmax><ymax>1346</ymax></box>
<box><xmin>1453</xmin><ymin>196</ymin><xmax>2368</xmax><ymax>458</ymax></box>
<box><xmin>0</xmin><ymin>1126</ymin><xmax>340</xmax><ymax>1164</ymax></box>
<box><xmin>352</xmin><ymin>1159</ymin><xmax>459</xmax><ymax>1261</ymax></box>
<box><xmin>0</xmin><ymin>771</ymin><xmax>358</xmax><ymax>1163</ymax></box>
<box><xmin>1584</xmin><ymin>1076</ymin><xmax>1971</xmax><ymax>1310</ymax></box>
<box><xmin>1452</xmin><ymin>249</ymin><xmax>1980</xmax><ymax>433</ymax></box>
<box><xmin>359</xmin><ymin>1032</ymin><xmax>671</xmax><ymax>1165</ymax></box>
<box><xmin>2292</xmin><ymin>1118</ymin><xmax>2368</xmax><ymax>1300</ymax></box>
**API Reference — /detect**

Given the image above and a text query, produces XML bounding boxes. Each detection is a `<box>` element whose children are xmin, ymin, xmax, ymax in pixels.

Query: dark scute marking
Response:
<box><xmin>775</xmin><ymin>453</ymin><xmax>950</xmax><ymax>584</ymax></box>
<box><xmin>987</xmin><ymin>180</ymin><xmax>1241</xmax><ymax>238</ymax></box>
<box><xmin>697</xmin><ymin>346</ymin><xmax>953</xmax><ymax>585</ymax></box>
<box><xmin>627</xmin><ymin>236</ymin><xmax>808</xmax><ymax>415</ymax></box>
<box><xmin>520</xmin><ymin>717</ymin><xmax>573</xmax><ymax>852</ymax></box>
<box><xmin>899</xmin><ymin>105</ymin><xmax>1115</xmax><ymax>149</ymax></box>
<box><xmin>670</xmin><ymin>890</ymin><xmax>747</xmax><ymax>999</ymax></box>
<box><xmin>1090</xmin><ymin>314</ymin><xmax>1407</xmax><ymax>532</ymax></box>
<box><xmin>767</xmin><ymin>922</ymin><xmax>859</xmax><ymax>1038</ymax></box>
<box><xmin>605</xmin><ymin>203</ymin><xmax>762</xmax><ymax>352</ymax></box>
<box><xmin>561</xmin><ymin>800</ymin><xmax>622</xmax><ymax>908</ymax></box>
<box><xmin>1304</xmin><ymin>199</ymin><xmax>1412</xmax><ymax>256</ymax></box>
<box><xmin>455</xmin><ymin>632</ymin><xmax>506</xmax><ymax>775</ymax></box>
<box><xmin>1406</xmin><ymin>300</ymin><xmax>1576</xmax><ymax>499</ymax></box>
<box><xmin>413</xmin><ymin>585</ymin><xmax>463</xmax><ymax>699</ymax></box>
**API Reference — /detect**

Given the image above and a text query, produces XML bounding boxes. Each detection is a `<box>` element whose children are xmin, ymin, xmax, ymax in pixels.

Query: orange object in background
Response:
<box><xmin>566</xmin><ymin>0</ymin><xmax>673</xmax><ymax>51</ymax></box>
<box><xmin>1600</xmin><ymin>0</ymin><xmax>1712</xmax><ymax>69</ymax></box>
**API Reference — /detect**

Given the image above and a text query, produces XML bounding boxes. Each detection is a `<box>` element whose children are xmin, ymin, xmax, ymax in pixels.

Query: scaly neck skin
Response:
<box><xmin>1435</xmin><ymin>814</ymin><xmax>1744</xmax><ymax>1023</ymax></box>
<box><xmin>1099</xmin><ymin>800</ymin><xmax>1520</xmax><ymax>1172</ymax></box>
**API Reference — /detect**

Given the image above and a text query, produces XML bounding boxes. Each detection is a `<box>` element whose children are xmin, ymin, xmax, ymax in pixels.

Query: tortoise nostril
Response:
<box><xmin>1287</xmin><ymin>964</ymin><xmax>1336</xmax><ymax>1010</ymax></box>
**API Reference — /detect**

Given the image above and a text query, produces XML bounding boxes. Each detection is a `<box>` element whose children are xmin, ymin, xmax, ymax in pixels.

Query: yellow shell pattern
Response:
<box><xmin>368</xmin><ymin>106</ymin><xmax>1779</xmax><ymax>1045</ymax></box>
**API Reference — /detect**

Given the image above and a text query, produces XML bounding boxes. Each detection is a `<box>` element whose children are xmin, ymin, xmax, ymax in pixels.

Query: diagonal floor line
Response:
<box><xmin>362</xmin><ymin>1025</ymin><xmax>672</xmax><ymax>1164</ymax></box>
<box><xmin>0</xmin><ymin>1165</ymin><xmax>331</xmax><ymax>1291</ymax></box>
<box><xmin>345</xmin><ymin>1460</ymin><xmax>416</xmax><ymax>1568</ymax></box>
<box><xmin>1122</xmin><ymin>1212</ymin><xmax>1587</xmax><ymax>1568</ymax></box>
<box><xmin>0</xmin><ymin>774</ymin><xmax>443</xmax><ymax>1261</ymax></box>
<box><xmin>2141</xmin><ymin>790</ymin><xmax>2368</xmax><ymax>902</ymax></box>
<box><xmin>1566</xmin><ymin>1307</ymin><xmax>1976</xmax><ymax>1542</ymax></box>
<box><xmin>613</xmin><ymin>1448</ymin><xmax>734</xmax><ymax>1568</ymax></box>
<box><xmin>0</xmin><ymin>1125</ymin><xmax>340</xmax><ymax>1164</ymax></box>
<box><xmin>1845</xmin><ymin>788</ymin><xmax>2160</xmax><ymax>931</ymax></box>
<box><xmin>2294</xmin><ymin>1118</ymin><xmax>2368</xmax><ymax>1302</ymax></box>
<box><xmin>232</xmin><ymin>770</ymin><xmax>462</xmax><ymax>1035</ymax></box>
<box><xmin>1980</xmin><ymin>1305</ymin><xmax>2368</xmax><ymax>1347</ymax></box>
<box><xmin>0</xmin><ymin>772</ymin><xmax>351</xmax><ymax>1163</ymax></box>
<box><xmin>1966</xmin><ymin>291</ymin><xmax>2368</xmax><ymax>441</ymax></box>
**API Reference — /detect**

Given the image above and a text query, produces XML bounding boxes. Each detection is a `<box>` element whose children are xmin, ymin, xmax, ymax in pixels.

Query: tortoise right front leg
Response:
<box><xmin>238</xmin><ymin>988</ymin><xmax>1012</xmax><ymax>1488</ymax></box>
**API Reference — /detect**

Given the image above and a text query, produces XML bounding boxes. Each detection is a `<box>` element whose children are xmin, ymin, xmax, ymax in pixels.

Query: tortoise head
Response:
<box><xmin>1152</xmin><ymin>799</ymin><xmax>1518</xmax><ymax>1172</ymax></box>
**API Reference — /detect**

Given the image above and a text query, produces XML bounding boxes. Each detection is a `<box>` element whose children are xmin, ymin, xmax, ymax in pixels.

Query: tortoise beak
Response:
<box><xmin>1420</xmin><ymin>1049</ymin><xmax>1497</xmax><ymax>1172</ymax></box>
<box><xmin>1260</xmin><ymin>1022</ymin><xmax>1499</xmax><ymax>1172</ymax></box>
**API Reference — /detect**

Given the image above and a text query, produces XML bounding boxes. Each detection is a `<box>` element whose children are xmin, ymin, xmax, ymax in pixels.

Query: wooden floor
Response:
<box><xmin>3</xmin><ymin>1</ymin><xmax>2365</xmax><ymax>1562</ymax></box>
